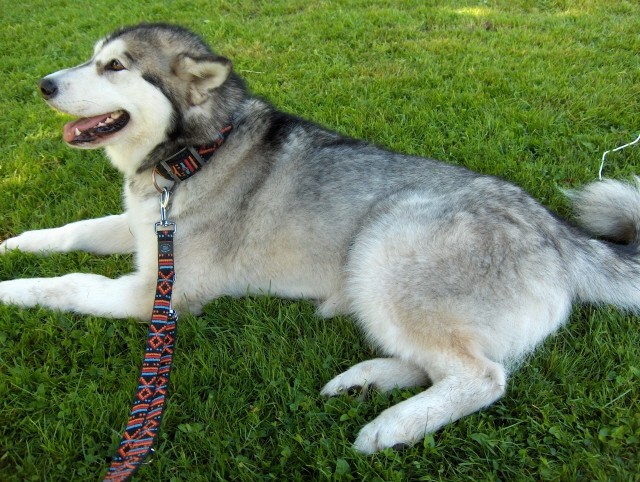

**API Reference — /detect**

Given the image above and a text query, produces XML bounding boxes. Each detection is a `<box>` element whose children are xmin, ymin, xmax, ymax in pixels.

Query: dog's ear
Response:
<box><xmin>173</xmin><ymin>54</ymin><xmax>232</xmax><ymax>105</ymax></box>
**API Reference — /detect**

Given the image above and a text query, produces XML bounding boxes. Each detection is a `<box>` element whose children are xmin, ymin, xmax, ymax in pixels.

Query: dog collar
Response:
<box><xmin>154</xmin><ymin>122</ymin><xmax>233</xmax><ymax>183</ymax></box>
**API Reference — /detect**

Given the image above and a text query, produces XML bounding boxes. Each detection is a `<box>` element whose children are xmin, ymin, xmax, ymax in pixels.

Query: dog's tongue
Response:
<box><xmin>63</xmin><ymin>114</ymin><xmax>109</xmax><ymax>142</ymax></box>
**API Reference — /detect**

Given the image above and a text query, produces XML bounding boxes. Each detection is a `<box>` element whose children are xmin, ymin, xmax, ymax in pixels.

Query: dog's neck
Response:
<box><xmin>105</xmin><ymin>140</ymin><xmax>163</xmax><ymax>178</ymax></box>
<box><xmin>104</xmin><ymin>113</ymin><xmax>236</xmax><ymax>178</ymax></box>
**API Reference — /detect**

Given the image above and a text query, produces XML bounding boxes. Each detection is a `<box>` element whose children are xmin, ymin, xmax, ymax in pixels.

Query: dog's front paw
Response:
<box><xmin>0</xmin><ymin>279</ymin><xmax>40</xmax><ymax>307</ymax></box>
<box><xmin>0</xmin><ymin>229</ymin><xmax>65</xmax><ymax>254</ymax></box>
<box><xmin>1</xmin><ymin>234</ymin><xmax>28</xmax><ymax>253</ymax></box>
<box><xmin>0</xmin><ymin>238</ymin><xmax>12</xmax><ymax>253</ymax></box>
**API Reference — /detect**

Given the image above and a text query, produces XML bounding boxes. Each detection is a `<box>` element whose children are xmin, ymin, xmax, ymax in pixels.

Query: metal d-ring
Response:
<box><xmin>152</xmin><ymin>167</ymin><xmax>176</xmax><ymax>194</ymax></box>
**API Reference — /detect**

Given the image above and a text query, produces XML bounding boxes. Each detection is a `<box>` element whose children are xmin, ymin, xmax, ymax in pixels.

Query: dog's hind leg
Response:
<box><xmin>0</xmin><ymin>214</ymin><xmax>135</xmax><ymax>255</ymax></box>
<box><xmin>352</xmin><ymin>337</ymin><xmax>507</xmax><ymax>453</ymax></box>
<box><xmin>321</xmin><ymin>358</ymin><xmax>429</xmax><ymax>396</ymax></box>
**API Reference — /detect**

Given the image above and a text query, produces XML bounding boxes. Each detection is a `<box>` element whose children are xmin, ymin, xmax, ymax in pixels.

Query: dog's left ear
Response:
<box><xmin>173</xmin><ymin>54</ymin><xmax>232</xmax><ymax>105</ymax></box>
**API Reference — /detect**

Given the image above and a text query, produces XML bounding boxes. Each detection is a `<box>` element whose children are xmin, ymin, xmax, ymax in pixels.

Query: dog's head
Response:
<box><xmin>39</xmin><ymin>24</ymin><xmax>244</xmax><ymax>174</ymax></box>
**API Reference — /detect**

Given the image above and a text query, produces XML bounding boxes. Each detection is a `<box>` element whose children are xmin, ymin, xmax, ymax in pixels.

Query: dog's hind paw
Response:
<box><xmin>353</xmin><ymin>410</ymin><xmax>422</xmax><ymax>454</ymax></box>
<box><xmin>321</xmin><ymin>358</ymin><xmax>429</xmax><ymax>397</ymax></box>
<box><xmin>320</xmin><ymin>372</ymin><xmax>366</xmax><ymax>397</ymax></box>
<box><xmin>321</xmin><ymin>376</ymin><xmax>370</xmax><ymax>398</ymax></box>
<box><xmin>353</xmin><ymin>420</ymin><xmax>408</xmax><ymax>454</ymax></box>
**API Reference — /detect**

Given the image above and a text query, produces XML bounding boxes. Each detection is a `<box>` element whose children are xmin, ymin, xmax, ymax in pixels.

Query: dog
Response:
<box><xmin>1</xmin><ymin>23</ymin><xmax>639</xmax><ymax>454</ymax></box>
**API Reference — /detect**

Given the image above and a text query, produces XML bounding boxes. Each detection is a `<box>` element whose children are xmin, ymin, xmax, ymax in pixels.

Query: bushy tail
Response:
<box><xmin>565</xmin><ymin>177</ymin><xmax>640</xmax><ymax>310</ymax></box>
<box><xmin>567</xmin><ymin>177</ymin><xmax>640</xmax><ymax>244</ymax></box>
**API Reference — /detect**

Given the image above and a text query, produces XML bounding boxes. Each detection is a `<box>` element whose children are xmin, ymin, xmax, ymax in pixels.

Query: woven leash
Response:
<box><xmin>103</xmin><ymin>188</ymin><xmax>177</xmax><ymax>481</ymax></box>
<box><xmin>102</xmin><ymin>121</ymin><xmax>233</xmax><ymax>480</ymax></box>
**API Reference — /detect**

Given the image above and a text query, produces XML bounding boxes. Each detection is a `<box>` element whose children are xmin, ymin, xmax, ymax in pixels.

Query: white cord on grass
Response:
<box><xmin>598</xmin><ymin>133</ymin><xmax>640</xmax><ymax>180</ymax></box>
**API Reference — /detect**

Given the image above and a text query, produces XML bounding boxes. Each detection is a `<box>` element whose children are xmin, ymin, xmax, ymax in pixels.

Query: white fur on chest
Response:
<box><xmin>123</xmin><ymin>184</ymin><xmax>161</xmax><ymax>275</ymax></box>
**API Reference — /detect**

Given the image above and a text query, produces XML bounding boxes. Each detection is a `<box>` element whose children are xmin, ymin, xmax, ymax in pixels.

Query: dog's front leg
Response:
<box><xmin>0</xmin><ymin>272</ymin><xmax>154</xmax><ymax>319</ymax></box>
<box><xmin>0</xmin><ymin>214</ymin><xmax>135</xmax><ymax>255</ymax></box>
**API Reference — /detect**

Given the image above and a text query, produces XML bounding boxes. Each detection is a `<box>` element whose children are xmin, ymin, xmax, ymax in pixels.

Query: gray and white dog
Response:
<box><xmin>1</xmin><ymin>24</ymin><xmax>639</xmax><ymax>453</ymax></box>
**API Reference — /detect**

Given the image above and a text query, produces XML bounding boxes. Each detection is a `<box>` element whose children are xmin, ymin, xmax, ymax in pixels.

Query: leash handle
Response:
<box><xmin>103</xmin><ymin>190</ymin><xmax>177</xmax><ymax>482</ymax></box>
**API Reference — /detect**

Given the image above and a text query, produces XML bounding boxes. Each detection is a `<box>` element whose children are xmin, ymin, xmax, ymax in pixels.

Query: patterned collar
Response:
<box><xmin>154</xmin><ymin>122</ymin><xmax>233</xmax><ymax>182</ymax></box>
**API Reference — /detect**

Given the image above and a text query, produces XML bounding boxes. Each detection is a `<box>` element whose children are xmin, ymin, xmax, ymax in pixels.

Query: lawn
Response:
<box><xmin>1</xmin><ymin>0</ymin><xmax>639</xmax><ymax>480</ymax></box>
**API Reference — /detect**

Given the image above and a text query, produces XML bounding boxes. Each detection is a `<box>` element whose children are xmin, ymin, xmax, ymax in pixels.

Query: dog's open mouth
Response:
<box><xmin>63</xmin><ymin>110</ymin><xmax>130</xmax><ymax>145</ymax></box>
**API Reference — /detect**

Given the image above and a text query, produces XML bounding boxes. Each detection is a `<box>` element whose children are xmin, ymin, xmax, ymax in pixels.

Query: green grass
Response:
<box><xmin>1</xmin><ymin>0</ymin><xmax>639</xmax><ymax>480</ymax></box>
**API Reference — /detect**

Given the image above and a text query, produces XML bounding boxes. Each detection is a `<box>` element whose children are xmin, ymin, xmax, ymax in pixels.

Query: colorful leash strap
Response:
<box><xmin>155</xmin><ymin>123</ymin><xmax>234</xmax><ymax>182</ymax></box>
<box><xmin>103</xmin><ymin>189</ymin><xmax>177</xmax><ymax>481</ymax></box>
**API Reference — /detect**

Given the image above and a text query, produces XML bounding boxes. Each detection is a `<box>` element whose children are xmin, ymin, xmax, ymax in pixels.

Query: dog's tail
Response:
<box><xmin>566</xmin><ymin>177</ymin><xmax>640</xmax><ymax>310</ymax></box>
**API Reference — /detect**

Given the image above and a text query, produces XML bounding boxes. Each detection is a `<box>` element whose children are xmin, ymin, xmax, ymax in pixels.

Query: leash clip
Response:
<box><xmin>155</xmin><ymin>187</ymin><xmax>176</xmax><ymax>233</ymax></box>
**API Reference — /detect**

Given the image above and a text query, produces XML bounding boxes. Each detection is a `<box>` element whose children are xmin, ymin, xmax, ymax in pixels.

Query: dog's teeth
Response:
<box><xmin>74</xmin><ymin>128</ymin><xmax>82</xmax><ymax>136</ymax></box>
<box><xmin>104</xmin><ymin>117</ymin><xmax>114</xmax><ymax>124</ymax></box>
<box><xmin>111</xmin><ymin>111</ymin><xmax>122</xmax><ymax>119</ymax></box>
<box><xmin>97</xmin><ymin>122</ymin><xmax>106</xmax><ymax>127</ymax></box>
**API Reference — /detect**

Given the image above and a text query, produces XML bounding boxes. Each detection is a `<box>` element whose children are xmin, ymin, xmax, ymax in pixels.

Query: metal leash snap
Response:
<box><xmin>155</xmin><ymin>187</ymin><xmax>176</xmax><ymax>233</ymax></box>
<box><xmin>160</xmin><ymin>187</ymin><xmax>170</xmax><ymax>225</ymax></box>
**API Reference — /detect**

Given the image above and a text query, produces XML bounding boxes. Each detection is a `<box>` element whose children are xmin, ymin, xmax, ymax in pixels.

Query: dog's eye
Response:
<box><xmin>106</xmin><ymin>59</ymin><xmax>126</xmax><ymax>72</ymax></box>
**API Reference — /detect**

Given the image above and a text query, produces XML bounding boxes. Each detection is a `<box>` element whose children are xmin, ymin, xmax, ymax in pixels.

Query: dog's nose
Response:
<box><xmin>39</xmin><ymin>78</ymin><xmax>58</xmax><ymax>99</ymax></box>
